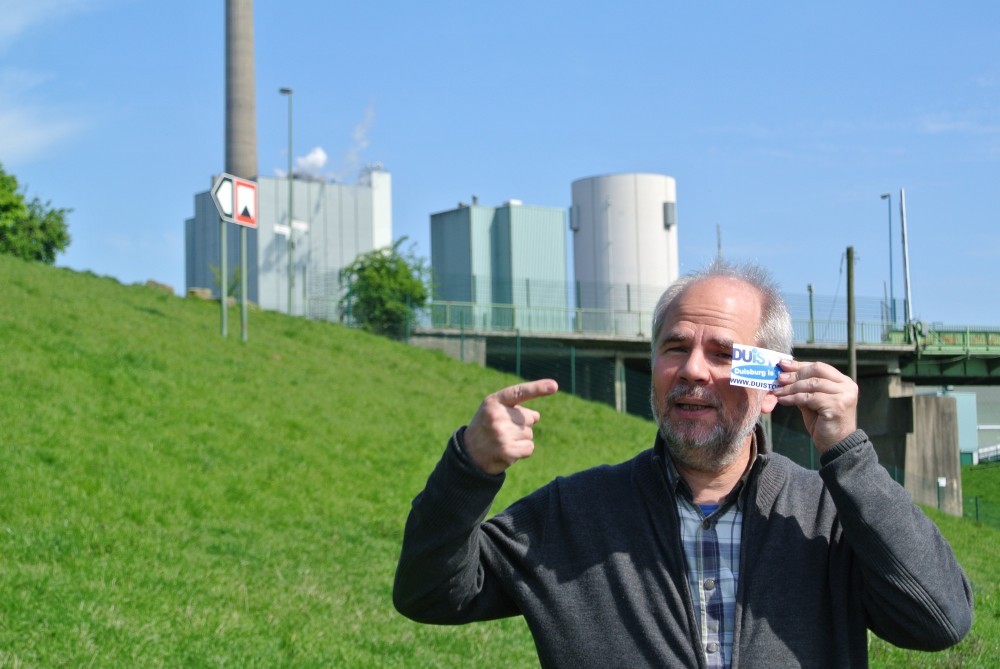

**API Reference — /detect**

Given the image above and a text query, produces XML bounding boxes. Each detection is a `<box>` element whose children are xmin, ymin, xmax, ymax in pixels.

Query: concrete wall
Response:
<box><xmin>908</xmin><ymin>395</ymin><xmax>963</xmax><ymax>515</ymax></box>
<box><xmin>409</xmin><ymin>334</ymin><xmax>487</xmax><ymax>366</ymax></box>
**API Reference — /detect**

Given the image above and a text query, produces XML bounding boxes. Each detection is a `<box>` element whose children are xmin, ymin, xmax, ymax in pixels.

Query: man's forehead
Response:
<box><xmin>658</xmin><ymin>277</ymin><xmax>764</xmax><ymax>340</ymax></box>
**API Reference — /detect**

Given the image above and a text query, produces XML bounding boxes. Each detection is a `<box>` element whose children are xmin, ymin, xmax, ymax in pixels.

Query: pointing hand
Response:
<box><xmin>464</xmin><ymin>379</ymin><xmax>559</xmax><ymax>475</ymax></box>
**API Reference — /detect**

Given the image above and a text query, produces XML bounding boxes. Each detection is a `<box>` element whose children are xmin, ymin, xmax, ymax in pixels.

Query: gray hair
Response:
<box><xmin>650</xmin><ymin>258</ymin><xmax>793</xmax><ymax>356</ymax></box>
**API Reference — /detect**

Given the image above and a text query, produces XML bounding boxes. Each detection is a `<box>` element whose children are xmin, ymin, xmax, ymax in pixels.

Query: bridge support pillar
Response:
<box><xmin>857</xmin><ymin>373</ymin><xmax>913</xmax><ymax>483</ymax></box>
<box><xmin>857</xmin><ymin>373</ymin><xmax>963</xmax><ymax>516</ymax></box>
<box><xmin>614</xmin><ymin>354</ymin><xmax>626</xmax><ymax>414</ymax></box>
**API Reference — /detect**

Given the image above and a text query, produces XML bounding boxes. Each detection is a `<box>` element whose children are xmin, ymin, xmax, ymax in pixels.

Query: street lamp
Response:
<box><xmin>279</xmin><ymin>87</ymin><xmax>294</xmax><ymax>315</ymax></box>
<box><xmin>880</xmin><ymin>192</ymin><xmax>895</xmax><ymax>324</ymax></box>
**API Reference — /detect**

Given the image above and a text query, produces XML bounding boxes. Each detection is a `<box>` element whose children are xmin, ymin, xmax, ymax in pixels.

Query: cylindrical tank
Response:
<box><xmin>570</xmin><ymin>173</ymin><xmax>678</xmax><ymax>336</ymax></box>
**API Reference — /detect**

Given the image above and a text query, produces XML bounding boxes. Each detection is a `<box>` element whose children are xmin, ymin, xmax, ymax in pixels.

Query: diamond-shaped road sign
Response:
<box><xmin>211</xmin><ymin>173</ymin><xmax>258</xmax><ymax>228</ymax></box>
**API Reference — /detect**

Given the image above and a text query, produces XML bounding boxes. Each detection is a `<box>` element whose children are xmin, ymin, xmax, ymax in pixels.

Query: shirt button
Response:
<box><xmin>706</xmin><ymin>642</ymin><xmax>720</xmax><ymax>654</ymax></box>
<box><xmin>702</xmin><ymin>519</ymin><xmax>712</xmax><ymax>530</ymax></box>
<box><xmin>704</xmin><ymin>578</ymin><xmax>716</xmax><ymax>591</ymax></box>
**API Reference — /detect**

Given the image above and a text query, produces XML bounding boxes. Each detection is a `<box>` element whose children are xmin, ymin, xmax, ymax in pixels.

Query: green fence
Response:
<box><xmin>962</xmin><ymin>494</ymin><xmax>1000</xmax><ymax>527</ymax></box>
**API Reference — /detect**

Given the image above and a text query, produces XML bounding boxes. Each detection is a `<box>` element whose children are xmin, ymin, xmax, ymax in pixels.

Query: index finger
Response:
<box><xmin>492</xmin><ymin>379</ymin><xmax>559</xmax><ymax>407</ymax></box>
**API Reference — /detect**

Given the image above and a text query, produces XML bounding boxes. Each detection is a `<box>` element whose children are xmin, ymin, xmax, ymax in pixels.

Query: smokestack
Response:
<box><xmin>225</xmin><ymin>0</ymin><xmax>257</xmax><ymax>179</ymax></box>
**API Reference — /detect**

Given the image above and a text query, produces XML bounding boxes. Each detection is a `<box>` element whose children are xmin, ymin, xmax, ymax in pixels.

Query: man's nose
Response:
<box><xmin>678</xmin><ymin>348</ymin><xmax>711</xmax><ymax>383</ymax></box>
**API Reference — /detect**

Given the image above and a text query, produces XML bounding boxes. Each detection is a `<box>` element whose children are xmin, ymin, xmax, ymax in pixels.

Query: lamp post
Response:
<box><xmin>880</xmin><ymin>192</ymin><xmax>895</xmax><ymax>323</ymax></box>
<box><xmin>899</xmin><ymin>187</ymin><xmax>914</xmax><ymax>331</ymax></box>
<box><xmin>279</xmin><ymin>87</ymin><xmax>294</xmax><ymax>315</ymax></box>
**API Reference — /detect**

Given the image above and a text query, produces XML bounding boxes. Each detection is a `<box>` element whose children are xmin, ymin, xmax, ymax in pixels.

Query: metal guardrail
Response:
<box><xmin>412</xmin><ymin>299</ymin><xmax>1000</xmax><ymax>354</ymax></box>
<box><xmin>917</xmin><ymin>327</ymin><xmax>1000</xmax><ymax>352</ymax></box>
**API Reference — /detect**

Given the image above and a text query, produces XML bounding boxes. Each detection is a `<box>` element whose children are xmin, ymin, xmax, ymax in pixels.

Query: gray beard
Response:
<box><xmin>651</xmin><ymin>385</ymin><xmax>761</xmax><ymax>473</ymax></box>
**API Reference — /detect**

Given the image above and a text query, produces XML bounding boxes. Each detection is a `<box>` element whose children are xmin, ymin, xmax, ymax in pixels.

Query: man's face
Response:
<box><xmin>650</xmin><ymin>277</ymin><xmax>778</xmax><ymax>472</ymax></box>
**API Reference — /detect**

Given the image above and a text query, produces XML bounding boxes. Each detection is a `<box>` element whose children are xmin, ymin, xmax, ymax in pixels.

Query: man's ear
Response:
<box><xmin>760</xmin><ymin>392</ymin><xmax>778</xmax><ymax>415</ymax></box>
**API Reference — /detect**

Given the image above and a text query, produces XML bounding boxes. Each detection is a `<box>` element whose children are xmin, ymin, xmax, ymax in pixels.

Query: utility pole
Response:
<box><xmin>847</xmin><ymin>246</ymin><xmax>857</xmax><ymax>382</ymax></box>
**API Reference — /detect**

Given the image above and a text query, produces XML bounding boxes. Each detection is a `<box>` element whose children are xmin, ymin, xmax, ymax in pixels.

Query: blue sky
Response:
<box><xmin>3</xmin><ymin>0</ymin><xmax>999</xmax><ymax>326</ymax></box>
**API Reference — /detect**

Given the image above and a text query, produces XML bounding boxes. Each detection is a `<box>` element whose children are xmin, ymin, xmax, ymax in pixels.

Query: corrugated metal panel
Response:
<box><xmin>509</xmin><ymin>204</ymin><xmax>568</xmax><ymax>331</ymax></box>
<box><xmin>185</xmin><ymin>175</ymin><xmax>388</xmax><ymax>318</ymax></box>
<box><xmin>370</xmin><ymin>171</ymin><xmax>392</xmax><ymax>249</ymax></box>
<box><xmin>509</xmin><ymin>205</ymin><xmax>566</xmax><ymax>291</ymax></box>
<box><xmin>430</xmin><ymin>208</ymin><xmax>472</xmax><ymax>301</ymax></box>
<box><xmin>470</xmin><ymin>206</ymin><xmax>495</xmax><ymax>312</ymax></box>
<box><xmin>953</xmin><ymin>391</ymin><xmax>978</xmax><ymax>454</ymax></box>
<box><xmin>428</xmin><ymin>201</ymin><xmax>569</xmax><ymax>332</ymax></box>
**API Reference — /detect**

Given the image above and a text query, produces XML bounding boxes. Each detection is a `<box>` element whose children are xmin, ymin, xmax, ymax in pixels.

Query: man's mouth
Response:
<box><xmin>675</xmin><ymin>402</ymin><xmax>714</xmax><ymax>411</ymax></box>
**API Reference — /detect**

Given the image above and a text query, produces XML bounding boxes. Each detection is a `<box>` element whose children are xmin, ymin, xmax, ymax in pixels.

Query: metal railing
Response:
<box><xmin>918</xmin><ymin>326</ymin><xmax>1000</xmax><ymax>352</ymax></box>
<box><xmin>417</xmin><ymin>298</ymin><xmax>914</xmax><ymax>346</ymax></box>
<box><xmin>413</xmin><ymin>297</ymin><xmax>1000</xmax><ymax>352</ymax></box>
<box><xmin>316</xmin><ymin>269</ymin><xmax>1000</xmax><ymax>352</ymax></box>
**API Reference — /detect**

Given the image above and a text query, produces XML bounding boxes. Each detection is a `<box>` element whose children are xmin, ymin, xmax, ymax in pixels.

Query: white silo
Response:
<box><xmin>570</xmin><ymin>173</ymin><xmax>678</xmax><ymax>336</ymax></box>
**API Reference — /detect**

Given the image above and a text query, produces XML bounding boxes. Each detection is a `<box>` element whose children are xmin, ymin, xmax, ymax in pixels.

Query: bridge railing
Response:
<box><xmin>915</xmin><ymin>325</ymin><xmax>1000</xmax><ymax>352</ymax></box>
<box><xmin>416</xmin><ymin>299</ymin><xmax>1000</xmax><ymax>352</ymax></box>
<box><xmin>421</xmin><ymin>301</ymin><xmax>655</xmax><ymax>339</ymax></box>
<box><xmin>417</xmin><ymin>299</ymin><xmax>911</xmax><ymax>346</ymax></box>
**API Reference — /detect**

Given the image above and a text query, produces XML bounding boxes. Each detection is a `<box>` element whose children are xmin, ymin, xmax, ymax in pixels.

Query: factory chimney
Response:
<box><xmin>225</xmin><ymin>0</ymin><xmax>257</xmax><ymax>179</ymax></box>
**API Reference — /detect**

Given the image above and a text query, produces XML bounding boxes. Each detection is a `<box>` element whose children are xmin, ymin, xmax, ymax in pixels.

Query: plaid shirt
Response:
<box><xmin>663</xmin><ymin>440</ymin><xmax>756</xmax><ymax>669</ymax></box>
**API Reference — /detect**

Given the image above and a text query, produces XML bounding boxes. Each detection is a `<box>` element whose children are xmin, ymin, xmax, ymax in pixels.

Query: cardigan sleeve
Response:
<box><xmin>818</xmin><ymin>430</ymin><xmax>974</xmax><ymax>650</ymax></box>
<box><xmin>392</xmin><ymin>427</ymin><xmax>523</xmax><ymax>624</ymax></box>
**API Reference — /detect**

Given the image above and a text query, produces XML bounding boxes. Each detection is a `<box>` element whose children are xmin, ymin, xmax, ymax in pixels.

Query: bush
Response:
<box><xmin>0</xmin><ymin>163</ymin><xmax>71</xmax><ymax>264</ymax></box>
<box><xmin>339</xmin><ymin>238</ymin><xmax>429</xmax><ymax>339</ymax></box>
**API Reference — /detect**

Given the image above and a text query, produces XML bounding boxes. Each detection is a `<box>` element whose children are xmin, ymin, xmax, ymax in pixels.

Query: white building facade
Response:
<box><xmin>185</xmin><ymin>169</ymin><xmax>392</xmax><ymax>318</ymax></box>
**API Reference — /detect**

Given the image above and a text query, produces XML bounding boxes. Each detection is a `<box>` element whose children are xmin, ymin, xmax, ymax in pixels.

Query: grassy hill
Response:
<box><xmin>0</xmin><ymin>253</ymin><xmax>997</xmax><ymax>667</ymax></box>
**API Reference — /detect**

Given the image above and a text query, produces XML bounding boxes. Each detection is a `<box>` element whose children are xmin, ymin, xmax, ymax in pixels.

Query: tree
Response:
<box><xmin>339</xmin><ymin>238</ymin><xmax>430</xmax><ymax>339</ymax></box>
<box><xmin>0</xmin><ymin>163</ymin><xmax>71</xmax><ymax>264</ymax></box>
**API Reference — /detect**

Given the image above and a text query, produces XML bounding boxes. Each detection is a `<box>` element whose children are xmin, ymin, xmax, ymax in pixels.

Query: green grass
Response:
<box><xmin>962</xmin><ymin>462</ymin><xmax>1000</xmax><ymax>527</ymax></box>
<box><xmin>0</xmin><ymin>253</ymin><xmax>997</xmax><ymax>667</ymax></box>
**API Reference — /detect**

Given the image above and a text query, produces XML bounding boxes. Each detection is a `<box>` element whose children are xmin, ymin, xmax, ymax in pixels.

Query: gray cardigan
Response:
<box><xmin>394</xmin><ymin>428</ymin><xmax>973</xmax><ymax>668</ymax></box>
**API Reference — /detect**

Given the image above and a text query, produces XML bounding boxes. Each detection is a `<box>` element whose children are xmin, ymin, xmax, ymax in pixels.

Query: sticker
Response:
<box><xmin>729</xmin><ymin>344</ymin><xmax>792</xmax><ymax>390</ymax></box>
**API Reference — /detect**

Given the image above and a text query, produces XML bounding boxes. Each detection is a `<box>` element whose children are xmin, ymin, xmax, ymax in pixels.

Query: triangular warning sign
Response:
<box><xmin>233</xmin><ymin>177</ymin><xmax>258</xmax><ymax>228</ymax></box>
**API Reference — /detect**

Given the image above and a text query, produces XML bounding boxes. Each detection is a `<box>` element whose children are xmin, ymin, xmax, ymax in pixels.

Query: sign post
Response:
<box><xmin>220</xmin><ymin>217</ymin><xmax>227</xmax><ymax>337</ymax></box>
<box><xmin>241</xmin><ymin>227</ymin><xmax>248</xmax><ymax>342</ymax></box>
<box><xmin>211</xmin><ymin>173</ymin><xmax>258</xmax><ymax>341</ymax></box>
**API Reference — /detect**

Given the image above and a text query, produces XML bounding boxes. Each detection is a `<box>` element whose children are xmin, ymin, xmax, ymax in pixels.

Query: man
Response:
<box><xmin>393</xmin><ymin>260</ymin><xmax>972</xmax><ymax>668</ymax></box>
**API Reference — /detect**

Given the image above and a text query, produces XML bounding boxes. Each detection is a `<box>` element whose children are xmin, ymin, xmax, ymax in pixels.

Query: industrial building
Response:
<box><xmin>430</xmin><ymin>199</ymin><xmax>568</xmax><ymax>333</ymax></box>
<box><xmin>427</xmin><ymin>173</ymin><xmax>679</xmax><ymax>338</ymax></box>
<box><xmin>185</xmin><ymin>169</ymin><xmax>392</xmax><ymax>318</ymax></box>
<box><xmin>570</xmin><ymin>173</ymin><xmax>679</xmax><ymax>337</ymax></box>
<box><xmin>187</xmin><ymin>0</ymin><xmax>392</xmax><ymax>319</ymax></box>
